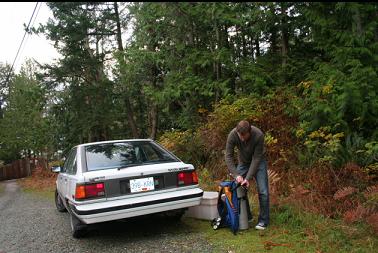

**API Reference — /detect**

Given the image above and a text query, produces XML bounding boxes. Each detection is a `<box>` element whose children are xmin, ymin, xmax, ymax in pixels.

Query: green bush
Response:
<box><xmin>295</xmin><ymin>123</ymin><xmax>378</xmax><ymax>168</ymax></box>
<box><xmin>158</xmin><ymin>130</ymin><xmax>206</xmax><ymax>168</ymax></box>
<box><xmin>200</xmin><ymin>95</ymin><xmax>262</xmax><ymax>154</ymax></box>
<box><xmin>159</xmin><ymin>95</ymin><xmax>265</xmax><ymax>181</ymax></box>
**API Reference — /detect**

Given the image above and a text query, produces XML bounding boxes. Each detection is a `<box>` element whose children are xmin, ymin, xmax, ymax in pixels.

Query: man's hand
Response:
<box><xmin>236</xmin><ymin>175</ymin><xmax>244</xmax><ymax>184</ymax></box>
<box><xmin>241</xmin><ymin>179</ymin><xmax>250</xmax><ymax>188</ymax></box>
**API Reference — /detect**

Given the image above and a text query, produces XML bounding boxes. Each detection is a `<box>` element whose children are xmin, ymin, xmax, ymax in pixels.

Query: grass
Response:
<box><xmin>17</xmin><ymin>175</ymin><xmax>55</xmax><ymax>200</ymax></box>
<box><xmin>182</xmin><ymin>205</ymin><xmax>378</xmax><ymax>253</ymax></box>
<box><xmin>17</xmin><ymin>175</ymin><xmax>377</xmax><ymax>252</ymax></box>
<box><xmin>20</xmin><ymin>185</ymin><xmax>55</xmax><ymax>200</ymax></box>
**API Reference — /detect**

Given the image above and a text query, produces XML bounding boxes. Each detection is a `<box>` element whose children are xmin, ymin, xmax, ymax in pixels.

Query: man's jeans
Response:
<box><xmin>236</xmin><ymin>159</ymin><xmax>270</xmax><ymax>226</ymax></box>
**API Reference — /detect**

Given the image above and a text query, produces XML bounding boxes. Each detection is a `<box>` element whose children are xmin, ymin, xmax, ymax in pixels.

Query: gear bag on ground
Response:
<box><xmin>211</xmin><ymin>181</ymin><xmax>240</xmax><ymax>234</ymax></box>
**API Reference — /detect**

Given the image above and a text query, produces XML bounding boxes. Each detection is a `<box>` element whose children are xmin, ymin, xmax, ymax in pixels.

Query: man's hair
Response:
<box><xmin>236</xmin><ymin>120</ymin><xmax>251</xmax><ymax>134</ymax></box>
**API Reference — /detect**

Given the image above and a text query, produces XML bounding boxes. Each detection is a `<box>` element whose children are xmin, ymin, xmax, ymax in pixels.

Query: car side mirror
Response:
<box><xmin>51</xmin><ymin>166</ymin><xmax>62</xmax><ymax>173</ymax></box>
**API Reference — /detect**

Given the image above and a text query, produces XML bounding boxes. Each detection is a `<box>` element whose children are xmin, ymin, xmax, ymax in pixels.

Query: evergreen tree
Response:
<box><xmin>0</xmin><ymin>62</ymin><xmax>50</xmax><ymax>162</ymax></box>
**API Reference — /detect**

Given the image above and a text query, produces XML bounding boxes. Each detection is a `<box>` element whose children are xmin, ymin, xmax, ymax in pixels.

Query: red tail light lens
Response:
<box><xmin>177</xmin><ymin>171</ymin><xmax>198</xmax><ymax>186</ymax></box>
<box><xmin>178</xmin><ymin>172</ymin><xmax>185</xmax><ymax>184</ymax></box>
<box><xmin>75</xmin><ymin>183</ymin><xmax>105</xmax><ymax>200</ymax></box>
<box><xmin>75</xmin><ymin>185</ymin><xmax>86</xmax><ymax>199</ymax></box>
<box><xmin>192</xmin><ymin>171</ymin><xmax>198</xmax><ymax>184</ymax></box>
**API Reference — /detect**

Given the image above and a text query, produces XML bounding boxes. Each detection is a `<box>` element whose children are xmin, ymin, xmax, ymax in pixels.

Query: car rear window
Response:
<box><xmin>85</xmin><ymin>141</ymin><xmax>179</xmax><ymax>171</ymax></box>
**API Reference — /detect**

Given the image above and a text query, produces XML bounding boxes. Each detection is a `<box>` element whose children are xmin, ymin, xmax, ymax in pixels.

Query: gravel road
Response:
<box><xmin>0</xmin><ymin>180</ymin><xmax>214</xmax><ymax>253</ymax></box>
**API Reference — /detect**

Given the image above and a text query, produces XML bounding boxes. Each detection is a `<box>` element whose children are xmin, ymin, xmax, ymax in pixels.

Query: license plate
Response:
<box><xmin>130</xmin><ymin>177</ymin><xmax>155</xmax><ymax>193</ymax></box>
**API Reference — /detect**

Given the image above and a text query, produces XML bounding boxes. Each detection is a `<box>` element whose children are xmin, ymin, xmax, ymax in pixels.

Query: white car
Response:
<box><xmin>52</xmin><ymin>139</ymin><xmax>203</xmax><ymax>238</ymax></box>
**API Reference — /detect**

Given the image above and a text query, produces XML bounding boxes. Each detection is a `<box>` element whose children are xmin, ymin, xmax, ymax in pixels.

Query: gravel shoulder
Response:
<box><xmin>0</xmin><ymin>180</ymin><xmax>214</xmax><ymax>253</ymax></box>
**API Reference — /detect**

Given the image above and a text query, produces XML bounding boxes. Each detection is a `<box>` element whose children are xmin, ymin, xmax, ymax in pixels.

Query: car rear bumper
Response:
<box><xmin>69</xmin><ymin>188</ymin><xmax>203</xmax><ymax>224</ymax></box>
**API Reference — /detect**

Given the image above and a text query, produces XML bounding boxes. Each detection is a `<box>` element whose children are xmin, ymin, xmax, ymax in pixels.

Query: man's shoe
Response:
<box><xmin>255</xmin><ymin>223</ymin><xmax>267</xmax><ymax>230</ymax></box>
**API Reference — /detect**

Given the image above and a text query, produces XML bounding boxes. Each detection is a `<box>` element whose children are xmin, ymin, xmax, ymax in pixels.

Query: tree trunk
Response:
<box><xmin>241</xmin><ymin>28</ymin><xmax>247</xmax><ymax>58</ymax></box>
<box><xmin>148</xmin><ymin>59</ymin><xmax>159</xmax><ymax>139</ymax></box>
<box><xmin>25</xmin><ymin>157</ymin><xmax>31</xmax><ymax>177</ymax></box>
<box><xmin>114</xmin><ymin>2</ymin><xmax>124</xmax><ymax>52</ymax></box>
<box><xmin>114</xmin><ymin>2</ymin><xmax>139</xmax><ymax>138</ymax></box>
<box><xmin>352</xmin><ymin>6</ymin><xmax>362</xmax><ymax>37</ymax></box>
<box><xmin>375</xmin><ymin>6</ymin><xmax>378</xmax><ymax>42</ymax></box>
<box><xmin>211</xmin><ymin>3</ymin><xmax>229</xmax><ymax>102</ymax></box>
<box><xmin>88</xmin><ymin>132</ymin><xmax>92</xmax><ymax>143</ymax></box>
<box><xmin>280</xmin><ymin>3</ymin><xmax>289</xmax><ymax>67</ymax></box>
<box><xmin>149</xmin><ymin>104</ymin><xmax>158</xmax><ymax>140</ymax></box>
<box><xmin>0</xmin><ymin>100</ymin><xmax>3</xmax><ymax>119</ymax></box>
<box><xmin>269</xmin><ymin>5</ymin><xmax>278</xmax><ymax>54</ymax></box>
<box><xmin>270</xmin><ymin>28</ymin><xmax>278</xmax><ymax>54</ymax></box>
<box><xmin>255</xmin><ymin>37</ymin><xmax>260</xmax><ymax>58</ymax></box>
<box><xmin>45</xmin><ymin>154</ymin><xmax>49</xmax><ymax>172</ymax></box>
<box><xmin>124</xmin><ymin>98</ymin><xmax>139</xmax><ymax>138</ymax></box>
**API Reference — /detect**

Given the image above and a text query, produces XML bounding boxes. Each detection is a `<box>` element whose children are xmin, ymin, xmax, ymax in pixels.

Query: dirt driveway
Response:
<box><xmin>0</xmin><ymin>180</ymin><xmax>214</xmax><ymax>253</ymax></box>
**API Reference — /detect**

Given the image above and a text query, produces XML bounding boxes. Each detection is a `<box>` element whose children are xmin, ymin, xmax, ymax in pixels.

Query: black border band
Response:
<box><xmin>71</xmin><ymin>191</ymin><xmax>203</xmax><ymax>215</ymax></box>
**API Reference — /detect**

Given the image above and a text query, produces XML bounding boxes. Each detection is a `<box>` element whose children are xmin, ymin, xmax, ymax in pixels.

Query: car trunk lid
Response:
<box><xmin>83</xmin><ymin>162</ymin><xmax>194</xmax><ymax>199</ymax></box>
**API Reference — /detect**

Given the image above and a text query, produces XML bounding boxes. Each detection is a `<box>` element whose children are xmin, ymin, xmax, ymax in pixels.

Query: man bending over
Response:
<box><xmin>225</xmin><ymin>120</ymin><xmax>269</xmax><ymax>230</ymax></box>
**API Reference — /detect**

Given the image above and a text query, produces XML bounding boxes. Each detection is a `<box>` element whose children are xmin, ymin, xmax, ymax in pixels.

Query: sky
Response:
<box><xmin>0</xmin><ymin>2</ymin><xmax>60</xmax><ymax>73</ymax></box>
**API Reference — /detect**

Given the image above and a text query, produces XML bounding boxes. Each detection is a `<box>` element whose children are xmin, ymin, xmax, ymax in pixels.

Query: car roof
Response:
<box><xmin>77</xmin><ymin>139</ymin><xmax>154</xmax><ymax>148</ymax></box>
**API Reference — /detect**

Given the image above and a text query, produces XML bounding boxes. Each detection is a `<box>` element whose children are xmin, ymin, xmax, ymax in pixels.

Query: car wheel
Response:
<box><xmin>55</xmin><ymin>189</ymin><xmax>67</xmax><ymax>212</ymax></box>
<box><xmin>70</xmin><ymin>213</ymin><xmax>87</xmax><ymax>238</ymax></box>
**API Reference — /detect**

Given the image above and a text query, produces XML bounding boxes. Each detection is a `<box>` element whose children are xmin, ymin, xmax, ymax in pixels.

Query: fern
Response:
<box><xmin>268</xmin><ymin>169</ymin><xmax>281</xmax><ymax>185</ymax></box>
<box><xmin>343</xmin><ymin>210</ymin><xmax>359</xmax><ymax>223</ymax></box>
<box><xmin>365</xmin><ymin>213</ymin><xmax>378</xmax><ymax>234</ymax></box>
<box><xmin>362</xmin><ymin>185</ymin><xmax>378</xmax><ymax>215</ymax></box>
<box><xmin>362</xmin><ymin>204</ymin><xmax>377</xmax><ymax>217</ymax></box>
<box><xmin>363</xmin><ymin>184</ymin><xmax>378</xmax><ymax>199</ymax></box>
<box><xmin>343</xmin><ymin>204</ymin><xmax>366</xmax><ymax>223</ymax></box>
<box><xmin>333</xmin><ymin>186</ymin><xmax>357</xmax><ymax>200</ymax></box>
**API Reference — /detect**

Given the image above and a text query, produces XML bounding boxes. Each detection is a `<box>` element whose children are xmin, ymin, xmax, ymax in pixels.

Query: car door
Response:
<box><xmin>60</xmin><ymin>148</ymin><xmax>77</xmax><ymax>199</ymax></box>
<box><xmin>57</xmin><ymin>158</ymin><xmax>68</xmax><ymax>198</ymax></box>
<box><xmin>65</xmin><ymin>151</ymin><xmax>78</xmax><ymax>201</ymax></box>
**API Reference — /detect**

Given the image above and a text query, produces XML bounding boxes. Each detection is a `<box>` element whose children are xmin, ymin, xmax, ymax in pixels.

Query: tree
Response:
<box><xmin>0</xmin><ymin>61</ymin><xmax>50</xmax><ymax>162</ymax></box>
<box><xmin>0</xmin><ymin>63</ymin><xmax>13</xmax><ymax>120</ymax></box>
<box><xmin>21</xmin><ymin>1</ymin><xmax>376</xmax><ymax>169</ymax></box>
<box><xmin>37</xmin><ymin>2</ymin><xmax>129</xmax><ymax>149</ymax></box>
<box><xmin>301</xmin><ymin>3</ymin><xmax>378</xmax><ymax>138</ymax></box>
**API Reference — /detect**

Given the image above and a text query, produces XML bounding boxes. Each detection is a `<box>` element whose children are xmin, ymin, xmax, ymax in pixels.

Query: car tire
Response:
<box><xmin>55</xmin><ymin>189</ymin><xmax>67</xmax><ymax>212</ymax></box>
<box><xmin>70</xmin><ymin>213</ymin><xmax>87</xmax><ymax>238</ymax></box>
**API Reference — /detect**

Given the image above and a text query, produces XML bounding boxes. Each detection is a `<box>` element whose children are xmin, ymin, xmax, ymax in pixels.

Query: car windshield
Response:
<box><xmin>85</xmin><ymin>141</ymin><xmax>179</xmax><ymax>171</ymax></box>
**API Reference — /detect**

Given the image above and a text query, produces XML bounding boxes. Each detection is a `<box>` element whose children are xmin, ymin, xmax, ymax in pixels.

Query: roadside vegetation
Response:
<box><xmin>184</xmin><ymin>205</ymin><xmax>378</xmax><ymax>253</ymax></box>
<box><xmin>18</xmin><ymin>167</ymin><xmax>56</xmax><ymax>200</ymax></box>
<box><xmin>159</xmin><ymin>90</ymin><xmax>378</xmax><ymax>236</ymax></box>
<box><xmin>0</xmin><ymin>2</ymin><xmax>377</xmax><ymax>250</ymax></box>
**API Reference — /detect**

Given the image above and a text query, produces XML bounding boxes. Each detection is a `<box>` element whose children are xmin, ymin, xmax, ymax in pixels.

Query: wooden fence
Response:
<box><xmin>0</xmin><ymin>157</ymin><xmax>48</xmax><ymax>181</ymax></box>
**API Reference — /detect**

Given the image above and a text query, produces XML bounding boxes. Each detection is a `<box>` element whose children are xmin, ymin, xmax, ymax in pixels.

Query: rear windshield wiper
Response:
<box><xmin>140</xmin><ymin>159</ymin><xmax>176</xmax><ymax>165</ymax></box>
<box><xmin>117</xmin><ymin>163</ymin><xmax>143</xmax><ymax>170</ymax></box>
<box><xmin>116</xmin><ymin>159</ymin><xmax>176</xmax><ymax>170</ymax></box>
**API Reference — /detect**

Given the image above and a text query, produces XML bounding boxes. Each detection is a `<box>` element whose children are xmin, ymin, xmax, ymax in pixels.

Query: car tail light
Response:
<box><xmin>192</xmin><ymin>171</ymin><xmax>198</xmax><ymax>184</ymax></box>
<box><xmin>75</xmin><ymin>183</ymin><xmax>105</xmax><ymax>200</ymax></box>
<box><xmin>177</xmin><ymin>171</ymin><xmax>198</xmax><ymax>186</ymax></box>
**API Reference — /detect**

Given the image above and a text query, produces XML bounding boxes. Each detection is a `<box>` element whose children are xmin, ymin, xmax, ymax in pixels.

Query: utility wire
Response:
<box><xmin>4</xmin><ymin>2</ymin><xmax>39</xmax><ymax>85</ymax></box>
<box><xmin>31</xmin><ymin>2</ymin><xmax>42</xmax><ymax>28</ymax></box>
<box><xmin>15</xmin><ymin>2</ymin><xmax>42</xmax><ymax>71</ymax></box>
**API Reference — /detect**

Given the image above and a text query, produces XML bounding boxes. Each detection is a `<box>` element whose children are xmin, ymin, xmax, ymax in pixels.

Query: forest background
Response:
<box><xmin>0</xmin><ymin>2</ymin><xmax>377</xmax><ymax>236</ymax></box>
